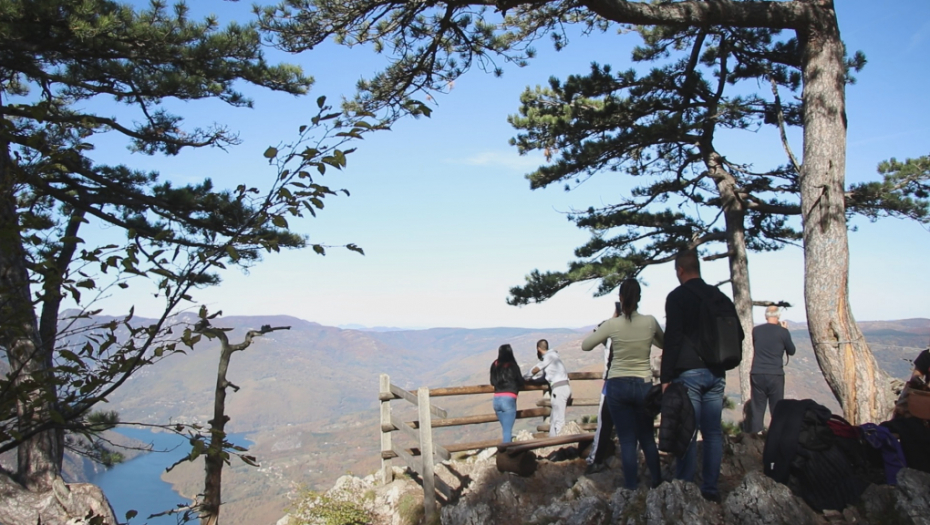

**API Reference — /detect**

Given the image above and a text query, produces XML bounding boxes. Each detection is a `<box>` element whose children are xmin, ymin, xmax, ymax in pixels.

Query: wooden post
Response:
<box><xmin>417</xmin><ymin>387</ymin><xmax>437</xmax><ymax>522</ymax></box>
<box><xmin>379</xmin><ymin>374</ymin><xmax>393</xmax><ymax>485</ymax></box>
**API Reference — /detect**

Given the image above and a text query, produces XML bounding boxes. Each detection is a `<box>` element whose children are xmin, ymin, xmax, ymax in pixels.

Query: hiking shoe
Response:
<box><xmin>584</xmin><ymin>462</ymin><xmax>608</xmax><ymax>475</ymax></box>
<box><xmin>701</xmin><ymin>491</ymin><xmax>721</xmax><ymax>503</ymax></box>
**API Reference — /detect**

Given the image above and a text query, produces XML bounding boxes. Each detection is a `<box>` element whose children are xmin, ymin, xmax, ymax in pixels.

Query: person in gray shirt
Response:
<box><xmin>748</xmin><ymin>306</ymin><xmax>796</xmax><ymax>433</ymax></box>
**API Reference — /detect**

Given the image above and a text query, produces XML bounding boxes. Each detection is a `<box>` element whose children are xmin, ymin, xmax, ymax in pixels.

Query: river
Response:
<box><xmin>89</xmin><ymin>427</ymin><xmax>252</xmax><ymax>524</ymax></box>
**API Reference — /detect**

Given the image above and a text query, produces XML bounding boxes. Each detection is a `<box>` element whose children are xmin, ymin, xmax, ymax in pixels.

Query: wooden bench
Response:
<box><xmin>495</xmin><ymin>433</ymin><xmax>595</xmax><ymax>475</ymax></box>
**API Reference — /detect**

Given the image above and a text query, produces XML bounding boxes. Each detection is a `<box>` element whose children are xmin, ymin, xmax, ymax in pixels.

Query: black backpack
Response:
<box><xmin>684</xmin><ymin>282</ymin><xmax>742</xmax><ymax>370</ymax></box>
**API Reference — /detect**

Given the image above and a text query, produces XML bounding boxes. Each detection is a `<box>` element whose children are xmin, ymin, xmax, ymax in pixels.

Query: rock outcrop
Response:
<box><xmin>276</xmin><ymin>433</ymin><xmax>930</xmax><ymax>525</ymax></box>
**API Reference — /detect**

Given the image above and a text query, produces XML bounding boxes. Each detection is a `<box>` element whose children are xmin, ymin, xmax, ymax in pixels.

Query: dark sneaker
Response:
<box><xmin>701</xmin><ymin>491</ymin><xmax>721</xmax><ymax>503</ymax></box>
<box><xmin>584</xmin><ymin>462</ymin><xmax>608</xmax><ymax>475</ymax></box>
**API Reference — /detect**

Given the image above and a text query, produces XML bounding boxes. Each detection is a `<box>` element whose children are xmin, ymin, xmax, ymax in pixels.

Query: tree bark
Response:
<box><xmin>0</xmin><ymin>147</ymin><xmax>61</xmax><ymax>492</ymax></box>
<box><xmin>726</xmin><ymin>210</ymin><xmax>755</xmax><ymax>409</ymax></box>
<box><xmin>705</xmin><ymin>153</ymin><xmax>755</xmax><ymax>410</ymax></box>
<box><xmin>796</xmin><ymin>0</ymin><xmax>891</xmax><ymax>424</ymax></box>
<box><xmin>2</xmin><ymin>126</ymin><xmax>115</xmax><ymax>524</ymax></box>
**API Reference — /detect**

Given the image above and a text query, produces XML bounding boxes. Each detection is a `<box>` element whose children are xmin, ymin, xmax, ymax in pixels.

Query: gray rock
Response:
<box><xmin>861</xmin><ymin>468</ymin><xmax>930</xmax><ymax>525</ymax></box>
<box><xmin>723</xmin><ymin>471</ymin><xmax>822</xmax><ymax>525</ymax></box>
<box><xmin>642</xmin><ymin>480</ymin><xmax>723</xmax><ymax>525</ymax></box>
<box><xmin>441</xmin><ymin>501</ymin><xmax>494</xmax><ymax>525</ymax></box>
<box><xmin>525</xmin><ymin>495</ymin><xmax>612</xmax><ymax>525</ymax></box>
<box><xmin>895</xmin><ymin>469</ymin><xmax>930</xmax><ymax>525</ymax></box>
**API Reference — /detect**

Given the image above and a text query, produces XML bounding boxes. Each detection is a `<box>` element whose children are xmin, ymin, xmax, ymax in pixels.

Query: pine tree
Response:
<box><xmin>259</xmin><ymin>0</ymin><xmax>919</xmax><ymax>423</ymax></box>
<box><xmin>0</xmin><ymin>1</ymin><xmax>369</xmax><ymax>522</ymax></box>
<box><xmin>505</xmin><ymin>25</ymin><xmax>808</xmax><ymax>404</ymax></box>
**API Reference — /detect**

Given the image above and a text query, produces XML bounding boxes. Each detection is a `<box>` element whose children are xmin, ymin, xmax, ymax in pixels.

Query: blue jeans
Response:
<box><xmin>605</xmin><ymin>377</ymin><xmax>661</xmax><ymax>490</ymax></box>
<box><xmin>673</xmin><ymin>368</ymin><xmax>725</xmax><ymax>496</ymax></box>
<box><xmin>493</xmin><ymin>395</ymin><xmax>517</xmax><ymax>443</ymax></box>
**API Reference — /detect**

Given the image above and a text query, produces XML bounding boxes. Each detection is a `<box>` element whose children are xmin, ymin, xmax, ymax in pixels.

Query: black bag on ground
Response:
<box><xmin>658</xmin><ymin>382</ymin><xmax>695</xmax><ymax>457</ymax></box>
<box><xmin>683</xmin><ymin>282</ymin><xmax>742</xmax><ymax>370</ymax></box>
<box><xmin>763</xmin><ymin>399</ymin><xmax>871</xmax><ymax>512</ymax></box>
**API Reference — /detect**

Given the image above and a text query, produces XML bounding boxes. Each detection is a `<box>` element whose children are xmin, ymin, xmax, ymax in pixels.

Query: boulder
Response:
<box><xmin>723</xmin><ymin>471</ymin><xmax>823</xmax><ymax>525</ymax></box>
<box><xmin>641</xmin><ymin>480</ymin><xmax>723</xmax><ymax>525</ymax></box>
<box><xmin>860</xmin><ymin>468</ymin><xmax>930</xmax><ymax>525</ymax></box>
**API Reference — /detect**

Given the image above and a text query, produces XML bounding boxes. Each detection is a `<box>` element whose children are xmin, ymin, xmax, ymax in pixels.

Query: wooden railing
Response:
<box><xmin>378</xmin><ymin>371</ymin><xmax>603</xmax><ymax>521</ymax></box>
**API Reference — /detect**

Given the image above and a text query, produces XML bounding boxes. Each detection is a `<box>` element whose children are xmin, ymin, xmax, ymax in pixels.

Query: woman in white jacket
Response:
<box><xmin>526</xmin><ymin>339</ymin><xmax>571</xmax><ymax>437</ymax></box>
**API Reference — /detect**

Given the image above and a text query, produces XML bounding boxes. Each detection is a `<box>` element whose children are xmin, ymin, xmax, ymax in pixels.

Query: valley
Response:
<box><xmin>95</xmin><ymin>315</ymin><xmax>929</xmax><ymax>524</ymax></box>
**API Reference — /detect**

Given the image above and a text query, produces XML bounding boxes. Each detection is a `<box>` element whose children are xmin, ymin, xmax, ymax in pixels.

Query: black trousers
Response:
<box><xmin>588</xmin><ymin>391</ymin><xmax>616</xmax><ymax>463</ymax></box>
<box><xmin>749</xmin><ymin>373</ymin><xmax>785</xmax><ymax>433</ymax></box>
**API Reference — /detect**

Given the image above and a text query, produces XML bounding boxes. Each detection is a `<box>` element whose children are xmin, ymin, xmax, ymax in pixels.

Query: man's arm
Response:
<box><xmin>783</xmin><ymin>329</ymin><xmax>796</xmax><ymax>356</ymax></box>
<box><xmin>530</xmin><ymin>352</ymin><xmax>553</xmax><ymax>376</ymax></box>
<box><xmin>661</xmin><ymin>293</ymin><xmax>684</xmax><ymax>385</ymax></box>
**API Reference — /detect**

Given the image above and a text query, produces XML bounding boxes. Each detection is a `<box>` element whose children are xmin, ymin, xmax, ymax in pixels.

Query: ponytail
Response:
<box><xmin>619</xmin><ymin>279</ymin><xmax>641</xmax><ymax>320</ymax></box>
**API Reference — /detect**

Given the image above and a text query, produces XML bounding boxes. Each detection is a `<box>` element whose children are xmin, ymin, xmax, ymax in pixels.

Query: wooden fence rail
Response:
<box><xmin>379</xmin><ymin>371</ymin><xmax>604</xmax><ymax>522</ymax></box>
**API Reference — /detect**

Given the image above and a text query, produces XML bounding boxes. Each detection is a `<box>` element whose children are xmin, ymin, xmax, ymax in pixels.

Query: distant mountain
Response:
<box><xmin>104</xmin><ymin>316</ymin><xmax>589</xmax><ymax>431</ymax></box>
<box><xmin>87</xmin><ymin>315</ymin><xmax>930</xmax><ymax>525</ymax></box>
<box><xmin>338</xmin><ymin>324</ymin><xmax>416</xmax><ymax>332</ymax></box>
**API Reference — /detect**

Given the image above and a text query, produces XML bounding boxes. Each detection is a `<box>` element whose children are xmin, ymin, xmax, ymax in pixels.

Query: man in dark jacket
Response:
<box><xmin>662</xmin><ymin>250</ymin><xmax>743</xmax><ymax>502</ymax></box>
<box><xmin>748</xmin><ymin>306</ymin><xmax>796</xmax><ymax>433</ymax></box>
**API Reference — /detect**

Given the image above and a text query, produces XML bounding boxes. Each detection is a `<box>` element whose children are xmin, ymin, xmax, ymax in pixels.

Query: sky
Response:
<box><xmin>83</xmin><ymin>1</ymin><xmax>930</xmax><ymax>330</ymax></box>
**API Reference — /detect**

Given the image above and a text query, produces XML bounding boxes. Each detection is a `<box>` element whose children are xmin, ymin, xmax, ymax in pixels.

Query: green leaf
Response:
<box><xmin>263</xmin><ymin>147</ymin><xmax>278</xmax><ymax>159</ymax></box>
<box><xmin>226</xmin><ymin>245</ymin><xmax>240</xmax><ymax>261</ymax></box>
<box><xmin>316</xmin><ymin>95</ymin><xmax>326</xmax><ymax>108</ymax></box>
<box><xmin>312</xmin><ymin>244</ymin><xmax>326</xmax><ymax>255</ymax></box>
<box><xmin>272</xmin><ymin>215</ymin><xmax>289</xmax><ymax>228</ymax></box>
<box><xmin>76</xmin><ymin>279</ymin><xmax>96</xmax><ymax>289</ymax></box>
<box><xmin>126</xmin><ymin>510</ymin><xmax>138</xmax><ymax>520</ymax></box>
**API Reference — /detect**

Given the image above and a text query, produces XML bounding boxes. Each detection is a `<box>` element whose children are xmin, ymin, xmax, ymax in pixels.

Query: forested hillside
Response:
<box><xmin>88</xmin><ymin>314</ymin><xmax>929</xmax><ymax>525</ymax></box>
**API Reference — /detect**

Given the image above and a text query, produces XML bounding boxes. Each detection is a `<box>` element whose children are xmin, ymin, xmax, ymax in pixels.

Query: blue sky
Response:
<box><xmin>88</xmin><ymin>1</ymin><xmax>930</xmax><ymax>329</ymax></box>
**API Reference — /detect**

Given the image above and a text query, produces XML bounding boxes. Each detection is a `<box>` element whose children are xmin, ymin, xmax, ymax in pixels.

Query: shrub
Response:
<box><xmin>288</xmin><ymin>485</ymin><xmax>373</xmax><ymax>525</ymax></box>
<box><xmin>397</xmin><ymin>493</ymin><xmax>423</xmax><ymax>525</ymax></box>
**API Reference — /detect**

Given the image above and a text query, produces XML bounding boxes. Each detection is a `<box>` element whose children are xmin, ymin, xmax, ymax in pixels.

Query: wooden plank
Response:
<box><xmin>536</xmin><ymin>397</ymin><xmax>600</xmax><ymax>407</ymax></box>
<box><xmin>568</xmin><ymin>372</ymin><xmax>604</xmax><ymax>380</ymax></box>
<box><xmin>418</xmin><ymin>387</ymin><xmax>437</xmax><ymax>522</ymax></box>
<box><xmin>435</xmin><ymin>476</ymin><xmax>453</xmax><ymax>500</ymax></box>
<box><xmin>392</xmin><ymin>444</ymin><xmax>419</xmax><ymax>472</ymax></box>
<box><xmin>537</xmin><ymin>422</ymin><xmax>598</xmax><ymax>432</ymax></box>
<box><xmin>441</xmin><ymin>439</ymin><xmax>502</xmax><ymax>454</ymax></box>
<box><xmin>391</xmin><ymin>383</ymin><xmax>448</xmax><ymax>418</ymax></box>
<box><xmin>389</xmin><ymin>446</ymin><xmax>452</xmax><ymax>501</ymax></box>
<box><xmin>389</xmin><ymin>413</ymin><xmax>419</xmax><ymax>442</ymax></box>
<box><xmin>426</xmin><ymin>372</ymin><xmax>601</xmax><ymax>397</ymax></box>
<box><xmin>407</xmin><ymin>407</ymin><xmax>549</xmax><ymax>429</ymax></box>
<box><xmin>498</xmin><ymin>433</ymin><xmax>594</xmax><ymax>455</ymax></box>
<box><xmin>429</xmin><ymin>384</ymin><xmax>547</xmax><ymax>396</ymax></box>
<box><xmin>379</xmin><ymin>374</ymin><xmax>393</xmax><ymax>485</ymax></box>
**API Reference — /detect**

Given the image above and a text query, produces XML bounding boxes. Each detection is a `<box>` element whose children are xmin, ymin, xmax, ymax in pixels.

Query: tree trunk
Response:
<box><xmin>725</xmin><ymin>209</ymin><xmax>755</xmax><ymax>410</ymax></box>
<box><xmin>1</xmin><ymin>137</ymin><xmax>115</xmax><ymax>525</ymax></box>
<box><xmin>201</xmin><ymin>340</ymin><xmax>234</xmax><ymax>525</ymax></box>
<box><xmin>0</xmin><ymin>150</ymin><xmax>61</xmax><ymax>492</ymax></box>
<box><xmin>797</xmin><ymin>1</ymin><xmax>891</xmax><ymax>424</ymax></box>
<box><xmin>197</xmin><ymin>323</ymin><xmax>288</xmax><ymax>525</ymax></box>
<box><xmin>707</xmin><ymin>157</ymin><xmax>755</xmax><ymax>410</ymax></box>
